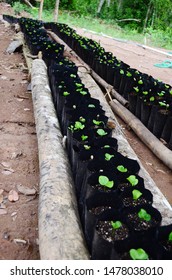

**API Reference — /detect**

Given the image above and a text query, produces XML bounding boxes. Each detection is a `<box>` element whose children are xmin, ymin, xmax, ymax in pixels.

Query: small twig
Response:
<box><xmin>15</xmin><ymin>95</ymin><xmax>29</xmax><ymax>99</ymax></box>
<box><xmin>26</xmin><ymin>194</ymin><xmax>38</xmax><ymax>203</ymax></box>
<box><xmin>26</xmin><ymin>53</ymin><xmax>38</xmax><ymax>59</ymax></box>
<box><xmin>105</xmin><ymin>87</ymin><xmax>113</xmax><ymax>102</ymax></box>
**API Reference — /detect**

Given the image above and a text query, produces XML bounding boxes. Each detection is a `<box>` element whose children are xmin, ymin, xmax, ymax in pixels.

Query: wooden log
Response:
<box><xmin>110</xmin><ymin>99</ymin><xmax>172</xmax><ymax>170</ymax></box>
<box><xmin>31</xmin><ymin>59</ymin><xmax>89</xmax><ymax>260</ymax></box>
<box><xmin>6</xmin><ymin>40</ymin><xmax>23</xmax><ymax>54</ymax></box>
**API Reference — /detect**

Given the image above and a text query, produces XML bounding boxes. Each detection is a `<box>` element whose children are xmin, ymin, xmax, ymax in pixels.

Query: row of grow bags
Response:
<box><xmin>43</xmin><ymin>21</ymin><xmax>172</xmax><ymax>151</ymax></box>
<box><xmin>47</xmin><ymin>58</ymin><xmax>172</xmax><ymax>260</ymax></box>
<box><xmin>4</xmin><ymin>15</ymin><xmax>172</xmax><ymax>260</ymax></box>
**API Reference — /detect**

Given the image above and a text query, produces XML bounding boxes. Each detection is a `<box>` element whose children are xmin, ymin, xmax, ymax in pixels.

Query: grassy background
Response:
<box><xmin>13</xmin><ymin>2</ymin><xmax>172</xmax><ymax>50</ymax></box>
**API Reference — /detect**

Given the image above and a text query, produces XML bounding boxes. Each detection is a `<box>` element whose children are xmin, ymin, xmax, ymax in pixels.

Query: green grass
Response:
<box><xmin>13</xmin><ymin>3</ymin><xmax>172</xmax><ymax>50</ymax></box>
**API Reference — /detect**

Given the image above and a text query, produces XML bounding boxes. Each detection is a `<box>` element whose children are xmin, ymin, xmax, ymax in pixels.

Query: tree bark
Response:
<box><xmin>143</xmin><ymin>1</ymin><xmax>152</xmax><ymax>31</ymax></box>
<box><xmin>107</xmin><ymin>0</ymin><xmax>111</xmax><ymax>7</ymax></box>
<box><xmin>97</xmin><ymin>0</ymin><xmax>106</xmax><ymax>13</ymax></box>
<box><xmin>23</xmin><ymin>0</ymin><xmax>34</xmax><ymax>9</ymax></box>
<box><xmin>38</xmin><ymin>0</ymin><xmax>44</xmax><ymax>20</ymax></box>
<box><xmin>54</xmin><ymin>0</ymin><xmax>60</xmax><ymax>22</ymax></box>
<box><xmin>117</xmin><ymin>0</ymin><xmax>123</xmax><ymax>11</ymax></box>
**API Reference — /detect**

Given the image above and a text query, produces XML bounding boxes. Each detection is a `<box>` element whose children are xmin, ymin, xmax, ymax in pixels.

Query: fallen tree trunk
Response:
<box><xmin>110</xmin><ymin>99</ymin><xmax>172</xmax><ymax>170</ymax></box>
<box><xmin>31</xmin><ymin>58</ymin><xmax>89</xmax><ymax>259</ymax></box>
<box><xmin>6</xmin><ymin>39</ymin><xmax>23</xmax><ymax>54</ymax></box>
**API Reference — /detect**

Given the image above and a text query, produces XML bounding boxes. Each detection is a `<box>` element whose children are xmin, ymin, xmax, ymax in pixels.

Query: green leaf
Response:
<box><xmin>133</xmin><ymin>86</ymin><xmax>139</xmax><ymax>93</ymax></box>
<box><xmin>150</xmin><ymin>96</ymin><xmax>155</xmax><ymax>102</ymax></box>
<box><xmin>138</xmin><ymin>208</ymin><xmax>151</xmax><ymax>221</ymax></box>
<box><xmin>84</xmin><ymin>145</ymin><xmax>91</xmax><ymax>150</ymax></box>
<box><xmin>129</xmin><ymin>248</ymin><xmax>149</xmax><ymax>260</ymax></box>
<box><xmin>88</xmin><ymin>104</ymin><xmax>95</xmax><ymax>108</ymax></box>
<box><xmin>138</xmin><ymin>79</ymin><xmax>143</xmax><ymax>85</ymax></box>
<box><xmin>63</xmin><ymin>91</ymin><xmax>70</xmax><ymax>96</ymax></box>
<box><xmin>117</xmin><ymin>165</ymin><xmax>128</xmax><ymax>173</ymax></box>
<box><xmin>132</xmin><ymin>189</ymin><xmax>143</xmax><ymax>200</ymax></box>
<box><xmin>143</xmin><ymin>91</ymin><xmax>148</xmax><ymax>95</ymax></box>
<box><xmin>80</xmin><ymin>90</ymin><xmax>87</xmax><ymax>95</ymax></box>
<box><xmin>168</xmin><ymin>232</ymin><xmax>172</xmax><ymax>242</ymax></box>
<box><xmin>97</xmin><ymin>129</ymin><xmax>108</xmax><ymax>136</ymax></box>
<box><xmin>99</xmin><ymin>175</ymin><xmax>108</xmax><ymax>185</ymax></box>
<box><xmin>120</xmin><ymin>69</ymin><xmax>124</xmax><ymax>74</ymax></box>
<box><xmin>79</xmin><ymin>117</ymin><xmax>86</xmax><ymax>123</ymax></box>
<box><xmin>105</xmin><ymin>153</ymin><xmax>114</xmax><ymax>161</ymax></box>
<box><xmin>93</xmin><ymin>120</ymin><xmax>103</xmax><ymax>126</ymax></box>
<box><xmin>70</xmin><ymin>74</ymin><xmax>76</xmax><ymax>78</ymax></box>
<box><xmin>157</xmin><ymin>91</ymin><xmax>165</xmax><ymax>97</ymax></box>
<box><xmin>98</xmin><ymin>175</ymin><xmax>114</xmax><ymax>188</ymax></box>
<box><xmin>74</xmin><ymin>121</ymin><xmax>85</xmax><ymax>130</ymax></box>
<box><xmin>104</xmin><ymin>145</ymin><xmax>110</xmax><ymax>148</ymax></box>
<box><xmin>126</xmin><ymin>71</ymin><xmax>132</xmax><ymax>77</ymax></box>
<box><xmin>159</xmin><ymin>101</ymin><xmax>169</xmax><ymax>108</ymax></box>
<box><xmin>111</xmin><ymin>220</ymin><xmax>122</xmax><ymax>229</ymax></box>
<box><xmin>75</xmin><ymin>83</ymin><xmax>82</xmax><ymax>88</ymax></box>
<box><xmin>81</xmin><ymin>135</ymin><xmax>88</xmax><ymax>141</ymax></box>
<box><xmin>126</xmin><ymin>175</ymin><xmax>139</xmax><ymax>186</ymax></box>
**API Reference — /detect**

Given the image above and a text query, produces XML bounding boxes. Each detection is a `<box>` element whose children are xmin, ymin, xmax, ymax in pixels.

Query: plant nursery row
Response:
<box><xmin>3</xmin><ymin>15</ymin><xmax>172</xmax><ymax>260</ymax></box>
<box><xmin>42</xmin><ymin>21</ymin><xmax>172</xmax><ymax>151</ymax></box>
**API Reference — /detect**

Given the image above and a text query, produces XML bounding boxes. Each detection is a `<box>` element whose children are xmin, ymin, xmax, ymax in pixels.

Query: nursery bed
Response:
<box><xmin>1</xmin><ymin>3</ymin><xmax>172</xmax><ymax>259</ymax></box>
<box><xmin>30</xmin><ymin>51</ymin><xmax>172</xmax><ymax>259</ymax></box>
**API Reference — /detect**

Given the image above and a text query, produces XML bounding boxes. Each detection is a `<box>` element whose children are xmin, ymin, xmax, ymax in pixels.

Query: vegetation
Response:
<box><xmin>8</xmin><ymin>0</ymin><xmax>172</xmax><ymax>49</ymax></box>
<box><xmin>111</xmin><ymin>220</ymin><xmax>122</xmax><ymax>229</ymax></box>
<box><xmin>129</xmin><ymin>248</ymin><xmax>149</xmax><ymax>260</ymax></box>
<box><xmin>98</xmin><ymin>175</ymin><xmax>114</xmax><ymax>188</ymax></box>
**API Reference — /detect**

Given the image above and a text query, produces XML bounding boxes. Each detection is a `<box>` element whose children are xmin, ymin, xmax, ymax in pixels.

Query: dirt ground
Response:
<box><xmin>0</xmin><ymin>2</ymin><xmax>171</xmax><ymax>260</ymax></box>
<box><xmin>0</xmin><ymin>2</ymin><xmax>39</xmax><ymax>260</ymax></box>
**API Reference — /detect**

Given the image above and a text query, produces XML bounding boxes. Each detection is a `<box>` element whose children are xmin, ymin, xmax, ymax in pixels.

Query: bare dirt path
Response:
<box><xmin>0</xmin><ymin>2</ymin><xmax>171</xmax><ymax>260</ymax></box>
<box><xmin>0</xmin><ymin>3</ymin><xmax>39</xmax><ymax>260</ymax></box>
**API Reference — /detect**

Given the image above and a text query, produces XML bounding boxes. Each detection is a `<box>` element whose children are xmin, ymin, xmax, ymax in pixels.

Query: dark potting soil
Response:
<box><xmin>161</xmin><ymin>240</ymin><xmax>172</xmax><ymax>252</ymax></box>
<box><xmin>89</xmin><ymin>206</ymin><xmax>112</xmax><ymax>215</ymax></box>
<box><xmin>96</xmin><ymin>220</ymin><xmax>129</xmax><ymax>242</ymax></box>
<box><xmin>122</xmin><ymin>197</ymin><xmax>151</xmax><ymax>207</ymax></box>
<box><xmin>117</xmin><ymin>182</ymin><xmax>130</xmax><ymax>192</ymax></box>
<box><xmin>127</xmin><ymin>213</ymin><xmax>159</xmax><ymax>231</ymax></box>
<box><xmin>92</xmin><ymin>184</ymin><xmax>116</xmax><ymax>193</ymax></box>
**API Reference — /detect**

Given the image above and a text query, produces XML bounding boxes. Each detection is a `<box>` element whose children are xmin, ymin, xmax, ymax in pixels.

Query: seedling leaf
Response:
<box><xmin>93</xmin><ymin>120</ymin><xmax>103</xmax><ymax>126</ymax></box>
<box><xmin>74</xmin><ymin>121</ymin><xmax>85</xmax><ymax>130</ymax></box>
<box><xmin>97</xmin><ymin>129</ymin><xmax>108</xmax><ymax>136</ymax></box>
<box><xmin>132</xmin><ymin>189</ymin><xmax>143</xmax><ymax>200</ymax></box>
<box><xmin>84</xmin><ymin>145</ymin><xmax>91</xmax><ymax>150</ymax></box>
<box><xmin>117</xmin><ymin>165</ymin><xmax>128</xmax><ymax>173</ymax></box>
<box><xmin>138</xmin><ymin>208</ymin><xmax>151</xmax><ymax>221</ymax></box>
<box><xmin>168</xmin><ymin>232</ymin><xmax>172</xmax><ymax>242</ymax></box>
<box><xmin>81</xmin><ymin>135</ymin><xmax>88</xmax><ymax>141</ymax></box>
<box><xmin>127</xmin><ymin>175</ymin><xmax>139</xmax><ymax>186</ymax></box>
<box><xmin>88</xmin><ymin>104</ymin><xmax>95</xmax><ymax>108</ymax></box>
<box><xmin>98</xmin><ymin>175</ymin><xmax>114</xmax><ymax>188</ymax></box>
<box><xmin>63</xmin><ymin>91</ymin><xmax>70</xmax><ymax>96</ymax></box>
<box><xmin>129</xmin><ymin>248</ymin><xmax>149</xmax><ymax>260</ymax></box>
<box><xmin>111</xmin><ymin>220</ymin><xmax>122</xmax><ymax>229</ymax></box>
<box><xmin>105</xmin><ymin>153</ymin><xmax>114</xmax><ymax>161</ymax></box>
